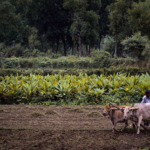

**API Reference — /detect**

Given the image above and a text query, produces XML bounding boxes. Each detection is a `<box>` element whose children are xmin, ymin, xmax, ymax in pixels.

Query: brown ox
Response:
<box><xmin>102</xmin><ymin>104</ymin><xmax>134</xmax><ymax>132</ymax></box>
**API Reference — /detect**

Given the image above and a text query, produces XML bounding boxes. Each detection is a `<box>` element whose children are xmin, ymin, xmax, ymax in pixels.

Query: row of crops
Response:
<box><xmin>0</xmin><ymin>73</ymin><xmax>150</xmax><ymax>105</ymax></box>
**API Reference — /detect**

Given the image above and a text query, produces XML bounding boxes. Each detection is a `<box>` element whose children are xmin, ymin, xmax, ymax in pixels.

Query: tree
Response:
<box><xmin>128</xmin><ymin>0</ymin><xmax>150</xmax><ymax>38</ymax></box>
<box><xmin>63</xmin><ymin>0</ymin><xmax>101</xmax><ymax>57</ymax></box>
<box><xmin>121</xmin><ymin>32</ymin><xmax>150</xmax><ymax>59</ymax></box>
<box><xmin>107</xmin><ymin>0</ymin><xmax>135</xmax><ymax>57</ymax></box>
<box><xmin>0</xmin><ymin>0</ymin><xmax>22</xmax><ymax>45</ymax></box>
<box><xmin>98</xmin><ymin>0</ymin><xmax>115</xmax><ymax>50</ymax></box>
<box><xmin>28</xmin><ymin>0</ymin><xmax>72</xmax><ymax>55</ymax></box>
<box><xmin>0</xmin><ymin>0</ymin><xmax>33</xmax><ymax>48</ymax></box>
<box><xmin>107</xmin><ymin>0</ymin><xmax>147</xmax><ymax>57</ymax></box>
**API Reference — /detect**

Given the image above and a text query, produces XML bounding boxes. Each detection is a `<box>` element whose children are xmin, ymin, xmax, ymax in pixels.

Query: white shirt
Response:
<box><xmin>141</xmin><ymin>95</ymin><xmax>150</xmax><ymax>103</ymax></box>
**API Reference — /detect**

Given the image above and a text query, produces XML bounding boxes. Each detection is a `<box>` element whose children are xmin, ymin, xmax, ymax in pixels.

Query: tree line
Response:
<box><xmin>0</xmin><ymin>0</ymin><xmax>150</xmax><ymax>57</ymax></box>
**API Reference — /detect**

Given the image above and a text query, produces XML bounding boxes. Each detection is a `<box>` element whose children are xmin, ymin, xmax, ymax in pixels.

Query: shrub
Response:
<box><xmin>4</xmin><ymin>57</ymin><xmax>20</xmax><ymax>68</ymax></box>
<box><xmin>2</xmin><ymin>44</ymin><xmax>24</xmax><ymax>57</ymax></box>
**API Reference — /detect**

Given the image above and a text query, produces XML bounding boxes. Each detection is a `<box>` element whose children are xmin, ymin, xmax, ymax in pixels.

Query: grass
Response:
<box><xmin>0</xmin><ymin>109</ymin><xmax>4</xmax><ymax>113</ymax></box>
<box><xmin>45</xmin><ymin>110</ymin><xmax>58</xmax><ymax>115</ymax></box>
<box><xmin>68</xmin><ymin>108</ymin><xmax>84</xmax><ymax>113</ymax></box>
<box><xmin>87</xmin><ymin>111</ymin><xmax>102</xmax><ymax>117</ymax></box>
<box><xmin>30</xmin><ymin>112</ymin><xmax>44</xmax><ymax>117</ymax></box>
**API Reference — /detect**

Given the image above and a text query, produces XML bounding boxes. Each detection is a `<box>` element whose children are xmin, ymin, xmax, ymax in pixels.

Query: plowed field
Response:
<box><xmin>0</xmin><ymin>105</ymin><xmax>150</xmax><ymax>150</ymax></box>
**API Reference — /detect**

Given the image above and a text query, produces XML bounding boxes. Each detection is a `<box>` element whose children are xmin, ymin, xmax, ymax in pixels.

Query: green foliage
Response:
<box><xmin>64</xmin><ymin>0</ymin><xmax>101</xmax><ymax>57</ymax></box>
<box><xmin>1</xmin><ymin>0</ymin><xmax>150</xmax><ymax>59</ymax></box>
<box><xmin>0</xmin><ymin>73</ymin><xmax>149</xmax><ymax>105</ymax></box>
<box><xmin>107</xmin><ymin>0</ymin><xmax>132</xmax><ymax>40</ymax></box>
<box><xmin>121</xmin><ymin>32</ymin><xmax>150</xmax><ymax>59</ymax></box>
<box><xmin>1</xmin><ymin>65</ymin><xmax>150</xmax><ymax>78</ymax></box>
<box><xmin>102</xmin><ymin>35</ymin><xmax>115</xmax><ymax>56</ymax></box>
<box><xmin>1</xmin><ymin>56</ymin><xmax>137</xmax><ymax>70</ymax></box>
<box><xmin>4</xmin><ymin>57</ymin><xmax>20</xmax><ymax>69</ymax></box>
<box><xmin>0</xmin><ymin>52</ymin><xmax>4</xmax><ymax>68</ymax></box>
<box><xmin>2</xmin><ymin>44</ymin><xmax>24</xmax><ymax>57</ymax></box>
<box><xmin>107</xmin><ymin>0</ymin><xmax>150</xmax><ymax>57</ymax></box>
<box><xmin>0</xmin><ymin>0</ymin><xmax>32</xmax><ymax>45</ymax></box>
<box><xmin>98</xmin><ymin>0</ymin><xmax>115</xmax><ymax>42</ymax></box>
<box><xmin>128</xmin><ymin>0</ymin><xmax>150</xmax><ymax>38</ymax></box>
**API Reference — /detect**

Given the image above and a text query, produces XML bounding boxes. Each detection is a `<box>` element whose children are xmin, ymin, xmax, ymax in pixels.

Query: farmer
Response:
<box><xmin>141</xmin><ymin>90</ymin><xmax>150</xmax><ymax>126</ymax></box>
<box><xmin>141</xmin><ymin>90</ymin><xmax>150</xmax><ymax>103</ymax></box>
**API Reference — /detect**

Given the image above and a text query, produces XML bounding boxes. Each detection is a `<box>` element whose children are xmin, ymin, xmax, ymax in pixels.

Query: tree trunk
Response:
<box><xmin>91</xmin><ymin>44</ymin><xmax>93</xmax><ymax>52</ymax></box>
<box><xmin>62</xmin><ymin>37</ymin><xmax>66</xmax><ymax>56</ymax></box>
<box><xmin>56</xmin><ymin>37</ymin><xmax>59</xmax><ymax>54</ymax></box>
<box><xmin>32</xmin><ymin>36</ymin><xmax>35</xmax><ymax>49</ymax></box>
<box><xmin>77</xmin><ymin>44</ymin><xmax>79</xmax><ymax>53</ymax></box>
<box><xmin>41</xmin><ymin>41</ymin><xmax>43</xmax><ymax>52</ymax></box>
<box><xmin>115</xmin><ymin>39</ymin><xmax>117</xmax><ymax>57</ymax></box>
<box><xmin>121</xmin><ymin>49</ymin><xmax>124</xmax><ymax>57</ymax></box>
<box><xmin>86</xmin><ymin>45</ymin><xmax>88</xmax><ymax>56</ymax></box>
<box><xmin>71</xmin><ymin>44</ymin><xmax>74</xmax><ymax>55</ymax></box>
<box><xmin>79</xmin><ymin>35</ymin><xmax>81</xmax><ymax>57</ymax></box>
<box><xmin>26</xmin><ymin>36</ymin><xmax>29</xmax><ymax>49</ymax></box>
<box><xmin>3</xmin><ymin>24</ymin><xmax>6</xmax><ymax>44</ymax></box>
<box><xmin>99</xmin><ymin>37</ymin><xmax>102</xmax><ymax>51</ymax></box>
<box><xmin>40</xmin><ymin>36</ymin><xmax>43</xmax><ymax>52</ymax></box>
<box><xmin>52</xmin><ymin>43</ymin><xmax>54</xmax><ymax>53</ymax></box>
<box><xmin>89</xmin><ymin>45</ymin><xmax>91</xmax><ymax>56</ymax></box>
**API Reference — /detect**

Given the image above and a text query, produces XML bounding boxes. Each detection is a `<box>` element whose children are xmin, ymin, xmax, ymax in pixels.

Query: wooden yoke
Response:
<box><xmin>108</xmin><ymin>102</ymin><xmax>124</xmax><ymax>113</ymax></box>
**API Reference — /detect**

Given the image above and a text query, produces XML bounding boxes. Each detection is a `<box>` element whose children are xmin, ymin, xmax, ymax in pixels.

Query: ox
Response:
<box><xmin>102</xmin><ymin>104</ymin><xmax>134</xmax><ymax>132</ymax></box>
<box><xmin>123</xmin><ymin>103</ymin><xmax>150</xmax><ymax>134</ymax></box>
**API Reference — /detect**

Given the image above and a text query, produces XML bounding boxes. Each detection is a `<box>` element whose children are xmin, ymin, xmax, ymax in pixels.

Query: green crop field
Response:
<box><xmin>0</xmin><ymin>73</ymin><xmax>150</xmax><ymax>105</ymax></box>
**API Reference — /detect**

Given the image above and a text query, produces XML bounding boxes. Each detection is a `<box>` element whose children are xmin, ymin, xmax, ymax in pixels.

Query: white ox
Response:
<box><xmin>123</xmin><ymin>103</ymin><xmax>150</xmax><ymax>134</ymax></box>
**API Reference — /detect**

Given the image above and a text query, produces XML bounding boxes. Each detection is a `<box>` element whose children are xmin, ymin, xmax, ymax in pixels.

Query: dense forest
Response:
<box><xmin>0</xmin><ymin>0</ymin><xmax>150</xmax><ymax>58</ymax></box>
<box><xmin>1</xmin><ymin>0</ymin><xmax>150</xmax><ymax>107</ymax></box>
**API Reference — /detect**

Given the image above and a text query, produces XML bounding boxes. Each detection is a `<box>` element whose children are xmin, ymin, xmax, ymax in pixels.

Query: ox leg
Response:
<box><xmin>137</xmin><ymin>116</ymin><xmax>142</xmax><ymax>134</ymax></box>
<box><xmin>112</xmin><ymin>121</ymin><xmax>119</xmax><ymax>132</ymax></box>
<box><xmin>121</xmin><ymin>121</ymin><xmax>128</xmax><ymax>131</ymax></box>
<box><xmin>131</xmin><ymin>117</ymin><xmax>138</xmax><ymax>130</ymax></box>
<box><xmin>132</xmin><ymin>123</ymin><xmax>137</xmax><ymax>130</ymax></box>
<box><xmin>112</xmin><ymin>121</ymin><xmax>115</xmax><ymax>132</ymax></box>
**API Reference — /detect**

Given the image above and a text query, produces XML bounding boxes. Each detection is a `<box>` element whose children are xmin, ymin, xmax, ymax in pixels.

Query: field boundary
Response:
<box><xmin>0</xmin><ymin>127</ymin><xmax>137</xmax><ymax>132</ymax></box>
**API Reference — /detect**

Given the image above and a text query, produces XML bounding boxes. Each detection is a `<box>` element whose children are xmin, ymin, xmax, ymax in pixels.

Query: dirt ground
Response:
<box><xmin>0</xmin><ymin>105</ymin><xmax>150</xmax><ymax>150</ymax></box>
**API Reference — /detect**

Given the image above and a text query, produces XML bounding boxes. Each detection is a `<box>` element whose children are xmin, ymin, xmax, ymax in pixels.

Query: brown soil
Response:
<box><xmin>0</xmin><ymin>105</ymin><xmax>150</xmax><ymax>150</ymax></box>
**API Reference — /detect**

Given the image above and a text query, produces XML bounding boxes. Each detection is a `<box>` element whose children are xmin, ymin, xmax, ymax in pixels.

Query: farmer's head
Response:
<box><xmin>145</xmin><ymin>90</ymin><xmax>150</xmax><ymax>98</ymax></box>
